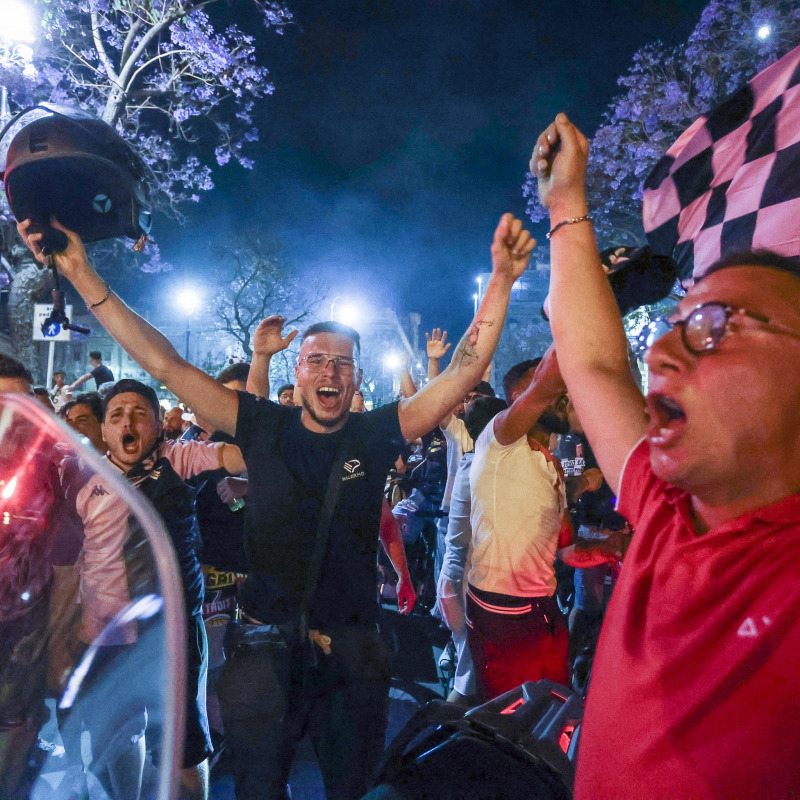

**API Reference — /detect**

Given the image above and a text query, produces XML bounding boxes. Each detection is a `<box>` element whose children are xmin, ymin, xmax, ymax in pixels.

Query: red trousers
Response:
<box><xmin>466</xmin><ymin>584</ymin><xmax>568</xmax><ymax>700</ymax></box>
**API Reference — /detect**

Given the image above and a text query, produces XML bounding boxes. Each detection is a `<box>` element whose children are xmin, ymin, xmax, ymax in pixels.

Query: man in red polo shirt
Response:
<box><xmin>531</xmin><ymin>113</ymin><xmax>800</xmax><ymax>799</ymax></box>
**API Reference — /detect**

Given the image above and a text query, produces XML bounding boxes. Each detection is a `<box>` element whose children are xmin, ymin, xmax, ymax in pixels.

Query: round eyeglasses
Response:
<box><xmin>636</xmin><ymin>302</ymin><xmax>800</xmax><ymax>355</ymax></box>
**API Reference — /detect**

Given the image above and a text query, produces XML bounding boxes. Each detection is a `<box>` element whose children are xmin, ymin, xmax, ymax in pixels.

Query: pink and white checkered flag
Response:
<box><xmin>643</xmin><ymin>44</ymin><xmax>800</xmax><ymax>287</ymax></box>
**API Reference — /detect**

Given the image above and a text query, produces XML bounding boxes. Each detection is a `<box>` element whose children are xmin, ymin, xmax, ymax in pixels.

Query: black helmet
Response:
<box><xmin>1</xmin><ymin>104</ymin><xmax>153</xmax><ymax>247</ymax></box>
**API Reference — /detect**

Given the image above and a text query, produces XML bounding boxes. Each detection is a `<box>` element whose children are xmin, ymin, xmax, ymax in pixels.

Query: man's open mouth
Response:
<box><xmin>316</xmin><ymin>386</ymin><xmax>341</xmax><ymax>408</ymax></box>
<box><xmin>121</xmin><ymin>432</ymin><xmax>138</xmax><ymax>452</ymax></box>
<box><xmin>647</xmin><ymin>394</ymin><xmax>687</xmax><ymax>445</ymax></box>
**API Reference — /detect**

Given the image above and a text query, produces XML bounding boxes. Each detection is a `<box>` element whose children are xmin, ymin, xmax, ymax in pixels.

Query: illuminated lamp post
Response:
<box><xmin>0</xmin><ymin>0</ymin><xmax>38</xmax><ymax>123</ymax></box>
<box><xmin>177</xmin><ymin>287</ymin><xmax>202</xmax><ymax>362</ymax></box>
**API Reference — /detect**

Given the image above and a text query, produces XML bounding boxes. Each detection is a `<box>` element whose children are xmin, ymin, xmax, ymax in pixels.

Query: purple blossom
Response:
<box><xmin>0</xmin><ymin>0</ymin><xmax>290</xmax><ymax>238</ymax></box>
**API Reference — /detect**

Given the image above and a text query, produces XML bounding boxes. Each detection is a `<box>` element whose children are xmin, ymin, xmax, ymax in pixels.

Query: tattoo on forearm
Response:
<box><xmin>451</xmin><ymin>320</ymin><xmax>493</xmax><ymax>368</ymax></box>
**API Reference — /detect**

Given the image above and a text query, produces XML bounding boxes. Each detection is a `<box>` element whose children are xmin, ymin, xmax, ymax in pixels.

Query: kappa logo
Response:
<box><xmin>737</xmin><ymin>616</ymin><xmax>772</xmax><ymax>638</ymax></box>
<box><xmin>90</xmin><ymin>484</ymin><xmax>109</xmax><ymax>497</ymax></box>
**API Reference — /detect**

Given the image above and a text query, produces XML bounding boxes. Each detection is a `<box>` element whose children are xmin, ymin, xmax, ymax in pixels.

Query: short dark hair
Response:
<box><xmin>276</xmin><ymin>383</ymin><xmax>294</xmax><ymax>396</ymax></box>
<box><xmin>471</xmin><ymin>380</ymin><xmax>495</xmax><ymax>398</ymax></box>
<box><xmin>216</xmin><ymin>362</ymin><xmax>250</xmax><ymax>384</ymax></box>
<box><xmin>700</xmin><ymin>249</ymin><xmax>800</xmax><ymax>282</ymax></box>
<box><xmin>89</xmin><ymin>351</ymin><xmax>103</xmax><ymax>361</ymax></box>
<box><xmin>53</xmin><ymin>370</ymin><xmax>65</xmax><ymax>378</ymax></box>
<box><xmin>103</xmin><ymin>379</ymin><xmax>160</xmax><ymax>420</ymax></box>
<box><xmin>464</xmin><ymin>396</ymin><xmax>508</xmax><ymax>441</ymax></box>
<box><xmin>32</xmin><ymin>386</ymin><xmax>50</xmax><ymax>397</ymax></box>
<box><xmin>301</xmin><ymin>321</ymin><xmax>361</xmax><ymax>361</ymax></box>
<box><xmin>502</xmin><ymin>358</ymin><xmax>542</xmax><ymax>402</ymax></box>
<box><xmin>61</xmin><ymin>392</ymin><xmax>104</xmax><ymax>423</ymax></box>
<box><xmin>0</xmin><ymin>353</ymin><xmax>33</xmax><ymax>384</ymax></box>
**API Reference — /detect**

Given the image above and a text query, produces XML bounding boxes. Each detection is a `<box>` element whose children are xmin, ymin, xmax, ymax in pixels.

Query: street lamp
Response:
<box><xmin>330</xmin><ymin>295</ymin><xmax>361</xmax><ymax>328</ymax></box>
<box><xmin>337</xmin><ymin>304</ymin><xmax>361</xmax><ymax>328</ymax></box>
<box><xmin>0</xmin><ymin>0</ymin><xmax>38</xmax><ymax>123</ymax></box>
<box><xmin>0</xmin><ymin>0</ymin><xmax>37</xmax><ymax>45</ymax></box>
<box><xmin>384</xmin><ymin>352</ymin><xmax>402</xmax><ymax>371</ymax></box>
<box><xmin>177</xmin><ymin>287</ymin><xmax>202</xmax><ymax>361</ymax></box>
<box><xmin>472</xmin><ymin>275</ymin><xmax>484</xmax><ymax>316</ymax></box>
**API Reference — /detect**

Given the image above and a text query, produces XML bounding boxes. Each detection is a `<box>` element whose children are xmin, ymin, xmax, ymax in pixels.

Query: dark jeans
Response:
<box><xmin>219</xmin><ymin>624</ymin><xmax>391</xmax><ymax>800</ymax></box>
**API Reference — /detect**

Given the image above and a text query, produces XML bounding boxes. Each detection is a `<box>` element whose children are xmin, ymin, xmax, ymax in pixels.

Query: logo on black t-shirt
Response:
<box><xmin>342</xmin><ymin>459</ymin><xmax>365</xmax><ymax>481</ymax></box>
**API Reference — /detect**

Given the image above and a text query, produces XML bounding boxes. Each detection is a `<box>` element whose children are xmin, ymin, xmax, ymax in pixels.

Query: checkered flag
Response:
<box><xmin>643</xmin><ymin>44</ymin><xmax>800</xmax><ymax>286</ymax></box>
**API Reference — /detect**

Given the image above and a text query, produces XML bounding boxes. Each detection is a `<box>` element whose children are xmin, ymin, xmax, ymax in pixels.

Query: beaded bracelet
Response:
<box><xmin>546</xmin><ymin>214</ymin><xmax>592</xmax><ymax>240</ymax></box>
<box><xmin>89</xmin><ymin>283</ymin><xmax>112</xmax><ymax>309</ymax></box>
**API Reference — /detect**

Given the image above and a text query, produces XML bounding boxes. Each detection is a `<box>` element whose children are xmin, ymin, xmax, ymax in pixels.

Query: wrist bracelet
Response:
<box><xmin>546</xmin><ymin>214</ymin><xmax>592</xmax><ymax>240</ymax></box>
<box><xmin>89</xmin><ymin>283</ymin><xmax>111</xmax><ymax>309</ymax></box>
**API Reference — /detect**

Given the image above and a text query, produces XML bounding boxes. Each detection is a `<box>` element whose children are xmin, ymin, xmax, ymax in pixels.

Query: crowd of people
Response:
<box><xmin>0</xmin><ymin>111</ymin><xmax>799</xmax><ymax>800</ymax></box>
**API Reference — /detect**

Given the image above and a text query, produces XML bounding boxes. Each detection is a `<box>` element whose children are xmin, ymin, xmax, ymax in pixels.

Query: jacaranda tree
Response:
<box><xmin>523</xmin><ymin>0</ymin><xmax>800</xmax><ymax>248</ymax></box>
<box><xmin>1</xmin><ymin>0</ymin><xmax>291</xmax><ymax>372</ymax></box>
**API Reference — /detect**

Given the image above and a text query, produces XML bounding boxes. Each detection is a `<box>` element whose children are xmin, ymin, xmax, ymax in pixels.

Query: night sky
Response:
<box><xmin>156</xmin><ymin>0</ymin><xmax>709</xmax><ymax>343</ymax></box>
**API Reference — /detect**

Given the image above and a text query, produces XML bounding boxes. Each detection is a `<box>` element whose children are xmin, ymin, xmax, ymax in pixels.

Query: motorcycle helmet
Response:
<box><xmin>1</xmin><ymin>104</ymin><xmax>153</xmax><ymax>250</ymax></box>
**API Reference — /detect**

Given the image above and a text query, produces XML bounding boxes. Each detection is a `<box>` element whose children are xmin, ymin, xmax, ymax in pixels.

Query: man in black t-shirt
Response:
<box><xmin>19</xmin><ymin>211</ymin><xmax>536</xmax><ymax>800</ymax></box>
<box><xmin>68</xmin><ymin>350</ymin><xmax>114</xmax><ymax>392</ymax></box>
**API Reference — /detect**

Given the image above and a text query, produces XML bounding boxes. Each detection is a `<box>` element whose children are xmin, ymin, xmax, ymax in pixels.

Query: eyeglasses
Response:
<box><xmin>299</xmin><ymin>353</ymin><xmax>358</xmax><ymax>374</ymax></box>
<box><xmin>637</xmin><ymin>302</ymin><xmax>800</xmax><ymax>355</ymax></box>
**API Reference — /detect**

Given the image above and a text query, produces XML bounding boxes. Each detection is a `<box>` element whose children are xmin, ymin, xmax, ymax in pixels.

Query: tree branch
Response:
<box><xmin>90</xmin><ymin>1</ymin><xmax>120</xmax><ymax>82</ymax></box>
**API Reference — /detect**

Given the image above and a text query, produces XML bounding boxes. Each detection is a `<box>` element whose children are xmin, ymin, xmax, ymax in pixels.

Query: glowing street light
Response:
<box><xmin>757</xmin><ymin>25</ymin><xmax>771</xmax><ymax>39</ymax></box>
<box><xmin>0</xmin><ymin>0</ymin><xmax>38</xmax><ymax>46</ymax></box>
<box><xmin>0</xmin><ymin>0</ymin><xmax>39</xmax><ymax>122</ymax></box>
<box><xmin>330</xmin><ymin>295</ymin><xmax>362</xmax><ymax>328</ymax></box>
<box><xmin>472</xmin><ymin>275</ymin><xmax>485</xmax><ymax>316</ymax></box>
<box><xmin>176</xmin><ymin>286</ymin><xmax>202</xmax><ymax>360</ymax></box>
<box><xmin>336</xmin><ymin>303</ymin><xmax>361</xmax><ymax>328</ymax></box>
<box><xmin>177</xmin><ymin>287</ymin><xmax>202</xmax><ymax>315</ymax></box>
<box><xmin>384</xmin><ymin>352</ymin><xmax>403</xmax><ymax>371</ymax></box>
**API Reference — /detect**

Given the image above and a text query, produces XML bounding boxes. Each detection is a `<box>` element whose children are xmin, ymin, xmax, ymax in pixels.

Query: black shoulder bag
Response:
<box><xmin>218</xmin><ymin>440</ymin><xmax>349</xmax><ymax>730</ymax></box>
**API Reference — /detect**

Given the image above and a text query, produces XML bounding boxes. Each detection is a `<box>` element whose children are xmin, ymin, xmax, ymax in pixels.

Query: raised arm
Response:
<box><xmin>493</xmin><ymin>344</ymin><xmax>566</xmax><ymax>445</ymax></box>
<box><xmin>19</xmin><ymin>219</ymin><xmax>239</xmax><ymax>436</ymax></box>
<box><xmin>68</xmin><ymin>373</ymin><xmax>92</xmax><ymax>392</ymax></box>
<box><xmin>532</xmin><ymin>114</ymin><xmax>647</xmax><ymax>492</ymax></box>
<box><xmin>398</xmin><ymin>214</ymin><xmax>533</xmax><ymax>442</ymax></box>
<box><xmin>426</xmin><ymin>328</ymin><xmax>450</xmax><ymax>382</ymax></box>
<box><xmin>426</xmin><ymin>328</ymin><xmax>456</xmax><ymax>428</ymax></box>
<box><xmin>246</xmin><ymin>316</ymin><xmax>298</xmax><ymax>398</ymax></box>
<box><xmin>399</xmin><ymin>367</ymin><xmax>417</xmax><ymax>399</ymax></box>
